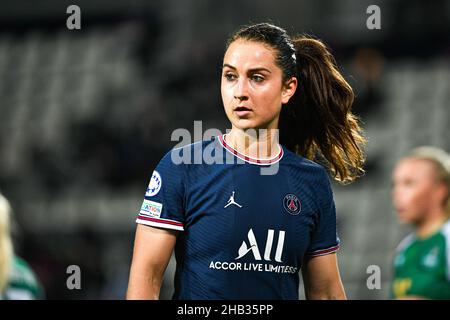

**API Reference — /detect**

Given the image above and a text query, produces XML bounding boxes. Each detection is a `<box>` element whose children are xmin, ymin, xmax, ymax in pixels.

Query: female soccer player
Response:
<box><xmin>391</xmin><ymin>147</ymin><xmax>450</xmax><ymax>299</ymax></box>
<box><xmin>127</xmin><ymin>23</ymin><xmax>366</xmax><ymax>300</ymax></box>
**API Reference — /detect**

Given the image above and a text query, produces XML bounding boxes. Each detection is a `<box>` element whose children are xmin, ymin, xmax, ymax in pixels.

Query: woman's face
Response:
<box><xmin>221</xmin><ymin>40</ymin><xmax>297</xmax><ymax>131</ymax></box>
<box><xmin>391</xmin><ymin>158</ymin><xmax>442</xmax><ymax>224</ymax></box>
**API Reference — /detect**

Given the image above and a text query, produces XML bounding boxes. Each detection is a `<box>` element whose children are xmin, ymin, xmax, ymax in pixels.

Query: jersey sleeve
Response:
<box><xmin>136</xmin><ymin>150</ymin><xmax>186</xmax><ymax>231</ymax></box>
<box><xmin>306</xmin><ymin>168</ymin><xmax>340</xmax><ymax>257</ymax></box>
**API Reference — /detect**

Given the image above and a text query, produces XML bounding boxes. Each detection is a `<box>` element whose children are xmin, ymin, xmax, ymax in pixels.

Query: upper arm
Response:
<box><xmin>131</xmin><ymin>224</ymin><xmax>178</xmax><ymax>272</ymax></box>
<box><xmin>302</xmin><ymin>253</ymin><xmax>346</xmax><ymax>300</ymax></box>
<box><xmin>127</xmin><ymin>224</ymin><xmax>178</xmax><ymax>299</ymax></box>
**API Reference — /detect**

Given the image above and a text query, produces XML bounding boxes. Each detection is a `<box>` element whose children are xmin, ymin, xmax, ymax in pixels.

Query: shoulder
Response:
<box><xmin>395</xmin><ymin>233</ymin><xmax>416</xmax><ymax>253</ymax></box>
<box><xmin>281</xmin><ymin>146</ymin><xmax>332</xmax><ymax>192</ymax></box>
<box><xmin>152</xmin><ymin>139</ymin><xmax>218</xmax><ymax>189</ymax></box>
<box><xmin>281</xmin><ymin>146</ymin><xmax>330</xmax><ymax>177</ymax></box>
<box><xmin>5</xmin><ymin>256</ymin><xmax>42</xmax><ymax>300</ymax></box>
<box><xmin>9</xmin><ymin>256</ymin><xmax>39</xmax><ymax>287</ymax></box>
<box><xmin>163</xmin><ymin>138</ymin><xmax>217</xmax><ymax>166</ymax></box>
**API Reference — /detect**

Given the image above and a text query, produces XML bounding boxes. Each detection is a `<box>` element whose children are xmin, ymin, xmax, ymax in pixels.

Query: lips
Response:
<box><xmin>234</xmin><ymin>106</ymin><xmax>252</xmax><ymax>111</ymax></box>
<box><xmin>234</xmin><ymin>106</ymin><xmax>252</xmax><ymax>117</ymax></box>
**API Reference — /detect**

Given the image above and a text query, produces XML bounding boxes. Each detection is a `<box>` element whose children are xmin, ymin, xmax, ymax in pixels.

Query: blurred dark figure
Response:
<box><xmin>351</xmin><ymin>47</ymin><xmax>385</xmax><ymax>119</ymax></box>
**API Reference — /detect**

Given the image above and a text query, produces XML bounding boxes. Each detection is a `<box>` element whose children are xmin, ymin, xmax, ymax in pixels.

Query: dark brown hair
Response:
<box><xmin>227</xmin><ymin>23</ymin><xmax>366</xmax><ymax>183</ymax></box>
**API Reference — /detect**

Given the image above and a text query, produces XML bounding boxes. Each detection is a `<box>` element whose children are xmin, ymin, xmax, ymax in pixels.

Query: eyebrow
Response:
<box><xmin>222</xmin><ymin>63</ymin><xmax>271</xmax><ymax>74</ymax></box>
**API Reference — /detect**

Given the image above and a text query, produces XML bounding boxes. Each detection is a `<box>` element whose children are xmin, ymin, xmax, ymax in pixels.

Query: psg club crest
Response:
<box><xmin>283</xmin><ymin>194</ymin><xmax>301</xmax><ymax>215</ymax></box>
<box><xmin>145</xmin><ymin>170</ymin><xmax>162</xmax><ymax>197</ymax></box>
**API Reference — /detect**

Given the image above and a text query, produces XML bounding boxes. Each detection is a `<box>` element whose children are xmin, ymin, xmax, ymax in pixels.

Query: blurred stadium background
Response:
<box><xmin>0</xmin><ymin>0</ymin><xmax>449</xmax><ymax>299</ymax></box>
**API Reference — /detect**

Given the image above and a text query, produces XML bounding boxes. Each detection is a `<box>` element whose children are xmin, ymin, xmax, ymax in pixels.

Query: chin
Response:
<box><xmin>235</xmin><ymin>118</ymin><xmax>277</xmax><ymax>131</ymax></box>
<box><xmin>232</xmin><ymin>119</ymin><xmax>260</xmax><ymax>130</ymax></box>
<box><xmin>398</xmin><ymin>216</ymin><xmax>413</xmax><ymax>224</ymax></box>
<box><xmin>398</xmin><ymin>213</ymin><xmax>419</xmax><ymax>225</ymax></box>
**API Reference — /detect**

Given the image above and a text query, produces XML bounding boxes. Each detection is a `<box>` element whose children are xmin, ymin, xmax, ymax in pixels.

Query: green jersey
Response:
<box><xmin>0</xmin><ymin>255</ymin><xmax>44</xmax><ymax>300</ymax></box>
<box><xmin>392</xmin><ymin>220</ymin><xmax>450</xmax><ymax>300</ymax></box>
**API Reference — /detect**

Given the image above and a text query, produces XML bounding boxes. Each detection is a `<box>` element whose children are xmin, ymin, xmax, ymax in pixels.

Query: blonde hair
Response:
<box><xmin>0</xmin><ymin>193</ymin><xmax>13</xmax><ymax>293</ymax></box>
<box><xmin>406</xmin><ymin>146</ymin><xmax>450</xmax><ymax>217</ymax></box>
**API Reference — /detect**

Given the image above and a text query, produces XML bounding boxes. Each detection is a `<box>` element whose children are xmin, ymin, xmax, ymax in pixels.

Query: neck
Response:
<box><xmin>226</xmin><ymin>127</ymin><xmax>280</xmax><ymax>159</ymax></box>
<box><xmin>415</xmin><ymin>209</ymin><xmax>448</xmax><ymax>239</ymax></box>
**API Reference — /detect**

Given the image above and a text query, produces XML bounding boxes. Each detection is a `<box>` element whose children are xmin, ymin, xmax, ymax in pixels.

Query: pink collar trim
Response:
<box><xmin>218</xmin><ymin>134</ymin><xmax>283</xmax><ymax>165</ymax></box>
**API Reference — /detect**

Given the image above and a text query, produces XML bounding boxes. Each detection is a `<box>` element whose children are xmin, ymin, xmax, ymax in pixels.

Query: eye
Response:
<box><xmin>224</xmin><ymin>73</ymin><xmax>237</xmax><ymax>81</ymax></box>
<box><xmin>251</xmin><ymin>74</ymin><xmax>265</xmax><ymax>83</ymax></box>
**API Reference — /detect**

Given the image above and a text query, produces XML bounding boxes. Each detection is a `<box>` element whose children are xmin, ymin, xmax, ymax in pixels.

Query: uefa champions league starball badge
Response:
<box><xmin>283</xmin><ymin>194</ymin><xmax>301</xmax><ymax>215</ymax></box>
<box><xmin>146</xmin><ymin>170</ymin><xmax>162</xmax><ymax>197</ymax></box>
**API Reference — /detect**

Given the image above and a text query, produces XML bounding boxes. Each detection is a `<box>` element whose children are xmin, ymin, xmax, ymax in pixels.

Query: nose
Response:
<box><xmin>234</xmin><ymin>78</ymin><xmax>249</xmax><ymax>101</ymax></box>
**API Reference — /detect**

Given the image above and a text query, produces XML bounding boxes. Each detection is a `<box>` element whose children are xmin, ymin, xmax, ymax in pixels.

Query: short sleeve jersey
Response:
<box><xmin>0</xmin><ymin>256</ymin><xmax>44</xmax><ymax>300</ymax></box>
<box><xmin>136</xmin><ymin>135</ymin><xmax>340</xmax><ymax>299</ymax></box>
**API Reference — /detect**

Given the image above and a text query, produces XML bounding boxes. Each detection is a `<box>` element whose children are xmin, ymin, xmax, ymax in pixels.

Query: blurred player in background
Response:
<box><xmin>0</xmin><ymin>193</ymin><xmax>44</xmax><ymax>300</ymax></box>
<box><xmin>127</xmin><ymin>23</ymin><xmax>366</xmax><ymax>300</ymax></box>
<box><xmin>391</xmin><ymin>146</ymin><xmax>450</xmax><ymax>299</ymax></box>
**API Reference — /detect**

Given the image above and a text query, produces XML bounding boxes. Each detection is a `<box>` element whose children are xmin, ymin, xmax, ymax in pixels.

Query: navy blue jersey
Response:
<box><xmin>136</xmin><ymin>135</ymin><xmax>340</xmax><ymax>300</ymax></box>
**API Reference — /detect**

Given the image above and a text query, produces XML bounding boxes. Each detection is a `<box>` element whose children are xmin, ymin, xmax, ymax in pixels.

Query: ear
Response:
<box><xmin>281</xmin><ymin>77</ymin><xmax>298</xmax><ymax>104</ymax></box>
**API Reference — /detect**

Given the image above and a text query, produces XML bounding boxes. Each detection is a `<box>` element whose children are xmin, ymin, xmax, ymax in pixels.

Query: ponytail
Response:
<box><xmin>280</xmin><ymin>35</ymin><xmax>366</xmax><ymax>183</ymax></box>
